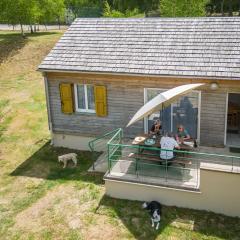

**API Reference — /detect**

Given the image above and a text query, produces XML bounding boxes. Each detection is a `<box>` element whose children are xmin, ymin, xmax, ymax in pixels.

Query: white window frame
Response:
<box><xmin>144</xmin><ymin>88</ymin><xmax>201</xmax><ymax>142</ymax></box>
<box><xmin>74</xmin><ymin>84</ymin><xmax>95</xmax><ymax>113</ymax></box>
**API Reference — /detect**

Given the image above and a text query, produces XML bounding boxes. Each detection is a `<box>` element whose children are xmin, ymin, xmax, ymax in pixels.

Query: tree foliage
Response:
<box><xmin>0</xmin><ymin>0</ymin><xmax>240</xmax><ymax>37</ymax></box>
<box><xmin>0</xmin><ymin>0</ymin><xmax>66</xmax><ymax>35</ymax></box>
<box><xmin>160</xmin><ymin>0</ymin><xmax>208</xmax><ymax>17</ymax></box>
<box><xmin>103</xmin><ymin>0</ymin><xmax>141</xmax><ymax>17</ymax></box>
<box><xmin>65</xmin><ymin>0</ymin><xmax>102</xmax><ymax>17</ymax></box>
<box><xmin>0</xmin><ymin>0</ymin><xmax>37</xmax><ymax>35</ymax></box>
<box><xmin>206</xmin><ymin>0</ymin><xmax>240</xmax><ymax>16</ymax></box>
<box><xmin>103</xmin><ymin>0</ymin><xmax>112</xmax><ymax>17</ymax></box>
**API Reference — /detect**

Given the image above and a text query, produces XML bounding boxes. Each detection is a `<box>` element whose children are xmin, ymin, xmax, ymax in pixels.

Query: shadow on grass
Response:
<box><xmin>11</xmin><ymin>141</ymin><xmax>103</xmax><ymax>185</ymax></box>
<box><xmin>0</xmin><ymin>31</ymin><xmax>59</xmax><ymax>64</ymax></box>
<box><xmin>10</xmin><ymin>141</ymin><xmax>240</xmax><ymax>239</ymax></box>
<box><xmin>95</xmin><ymin>195</ymin><xmax>240</xmax><ymax>240</ymax></box>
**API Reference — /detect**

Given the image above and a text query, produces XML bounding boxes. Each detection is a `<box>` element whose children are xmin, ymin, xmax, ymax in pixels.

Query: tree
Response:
<box><xmin>206</xmin><ymin>0</ymin><xmax>240</xmax><ymax>16</ymax></box>
<box><xmin>0</xmin><ymin>0</ymin><xmax>37</xmax><ymax>36</ymax></box>
<box><xmin>51</xmin><ymin>0</ymin><xmax>65</xmax><ymax>29</ymax></box>
<box><xmin>37</xmin><ymin>0</ymin><xmax>55</xmax><ymax>29</ymax></box>
<box><xmin>160</xmin><ymin>0</ymin><xmax>208</xmax><ymax>17</ymax></box>
<box><xmin>65</xmin><ymin>0</ymin><xmax>79</xmax><ymax>18</ymax></box>
<box><xmin>103</xmin><ymin>0</ymin><xmax>111</xmax><ymax>17</ymax></box>
<box><xmin>65</xmin><ymin>0</ymin><xmax>102</xmax><ymax>18</ymax></box>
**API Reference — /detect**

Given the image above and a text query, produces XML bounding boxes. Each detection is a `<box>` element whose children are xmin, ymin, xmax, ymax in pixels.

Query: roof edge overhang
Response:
<box><xmin>38</xmin><ymin>68</ymin><xmax>240</xmax><ymax>81</ymax></box>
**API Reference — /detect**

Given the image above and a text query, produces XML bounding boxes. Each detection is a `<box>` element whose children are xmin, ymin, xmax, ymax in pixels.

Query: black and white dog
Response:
<box><xmin>142</xmin><ymin>201</ymin><xmax>162</xmax><ymax>230</ymax></box>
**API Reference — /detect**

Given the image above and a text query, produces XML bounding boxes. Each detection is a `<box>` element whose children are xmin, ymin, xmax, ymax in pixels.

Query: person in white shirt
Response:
<box><xmin>160</xmin><ymin>132</ymin><xmax>180</xmax><ymax>165</ymax></box>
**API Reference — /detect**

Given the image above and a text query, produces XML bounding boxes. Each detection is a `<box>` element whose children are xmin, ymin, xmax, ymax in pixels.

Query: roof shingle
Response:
<box><xmin>38</xmin><ymin>17</ymin><xmax>240</xmax><ymax>80</ymax></box>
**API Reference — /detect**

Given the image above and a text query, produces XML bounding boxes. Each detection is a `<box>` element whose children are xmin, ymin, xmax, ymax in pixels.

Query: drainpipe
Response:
<box><xmin>43</xmin><ymin>72</ymin><xmax>53</xmax><ymax>145</ymax></box>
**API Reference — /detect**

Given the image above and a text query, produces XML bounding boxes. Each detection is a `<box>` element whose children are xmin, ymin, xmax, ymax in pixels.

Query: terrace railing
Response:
<box><xmin>88</xmin><ymin>128</ymin><xmax>122</xmax><ymax>171</ymax></box>
<box><xmin>107</xmin><ymin>129</ymin><xmax>240</xmax><ymax>189</ymax></box>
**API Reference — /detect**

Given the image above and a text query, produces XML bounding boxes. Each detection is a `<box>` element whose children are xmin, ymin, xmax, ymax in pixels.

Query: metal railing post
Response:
<box><xmin>108</xmin><ymin>143</ymin><xmax>111</xmax><ymax>173</ymax></box>
<box><xmin>196</xmin><ymin>157</ymin><xmax>199</xmax><ymax>188</ymax></box>
<box><xmin>92</xmin><ymin>151</ymin><xmax>95</xmax><ymax>171</ymax></box>
<box><xmin>165</xmin><ymin>158</ymin><xmax>168</xmax><ymax>183</ymax></box>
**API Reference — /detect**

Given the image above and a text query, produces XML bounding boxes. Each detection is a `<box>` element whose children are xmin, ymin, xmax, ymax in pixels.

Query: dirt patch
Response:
<box><xmin>81</xmin><ymin>216</ymin><xmax>122</xmax><ymax>240</ymax></box>
<box><xmin>6</xmin><ymin>111</ymin><xmax>28</xmax><ymax>135</ymax></box>
<box><xmin>170</xmin><ymin>218</ymin><xmax>194</xmax><ymax>230</ymax></box>
<box><xmin>0</xmin><ymin>176</ymin><xmax>44</xmax><ymax>205</ymax></box>
<box><xmin>15</xmin><ymin>185</ymin><xmax>75</xmax><ymax>232</ymax></box>
<box><xmin>13</xmin><ymin>184</ymin><xmax>118</xmax><ymax>239</ymax></box>
<box><xmin>8</xmin><ymin>91</ymin><xmax>31</xmax><ymax>104</ymax></box>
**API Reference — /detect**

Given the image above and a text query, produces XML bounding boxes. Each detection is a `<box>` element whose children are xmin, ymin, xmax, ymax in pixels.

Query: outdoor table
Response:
<box><xmin>132</xmin><ymin>134</ymin><xmax>195</xmax><ymax>168</ymax></box>
<box><xmin>132</xmin><ymin>134</ymin><xmax>195</xmax><ymax>151</ymax></box>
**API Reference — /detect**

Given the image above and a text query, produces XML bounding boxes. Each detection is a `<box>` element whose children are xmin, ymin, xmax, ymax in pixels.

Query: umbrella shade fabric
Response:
<box><xmin>127</xmin><ymin>83</ymin><xmax>204</xmax><ymax>127</ymax></box>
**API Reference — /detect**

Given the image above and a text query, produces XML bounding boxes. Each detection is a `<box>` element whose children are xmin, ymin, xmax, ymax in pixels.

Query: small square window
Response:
<box><xmin>74</xmin><ymin>84</ymin><xmax>95</xmax><ymax>113</ymax></box>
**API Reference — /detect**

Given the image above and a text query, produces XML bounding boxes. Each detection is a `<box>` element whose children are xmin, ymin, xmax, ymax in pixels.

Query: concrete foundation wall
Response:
<box><xmin>105</xmin><ymin>169</ymin><xmax>240</xmax><ymax>217</ymax></box>
<box><xmin>52</xmin><ymin>133</ymin><xmax>94</xmax><ymax>150</ymax></box>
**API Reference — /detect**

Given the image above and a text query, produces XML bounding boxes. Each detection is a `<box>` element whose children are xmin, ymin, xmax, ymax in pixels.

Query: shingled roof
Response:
<box><xmin>39</xmin><ymin>17</ymin><xmax>240</xmax><ymax>80</ymax></box>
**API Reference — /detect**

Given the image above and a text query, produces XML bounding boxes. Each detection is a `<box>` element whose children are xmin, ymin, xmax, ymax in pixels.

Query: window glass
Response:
<box><xmin>146</xmin><ymin>89</ymin><xmax>171</xmax><ymax>134</ymax></box>
<box><xmin>75</xmin><ymin>84</ymin><xmax>95</xmax><ymax>112</ymax></box>
<box><xmin>172</xmin><ymin>92</ymin><xmax>199</xmax><ymax>138</ymax></box>
<box><xmin>87</xmin><ymin>85</ymin><xmax>95</xmax><ymax>110</ymax></box>
<box><xmin>77</xmin><ymin>85</ymin><xmax>86</xmax><ymax>109</ymax></box>
<box><xmin>145</xmin><ymin>89</ymin><xmax>199</xmax><ymax>139</ymax></box>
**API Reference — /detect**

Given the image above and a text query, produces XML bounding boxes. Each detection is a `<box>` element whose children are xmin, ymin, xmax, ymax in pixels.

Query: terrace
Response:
<box><xmin>89</xmin><ymin>128</ymin><xmax>240</xmax><ymax>191</ymax></box>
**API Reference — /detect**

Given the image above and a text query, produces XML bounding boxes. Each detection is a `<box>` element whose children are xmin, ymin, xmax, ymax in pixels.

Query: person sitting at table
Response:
<box><xmin>150</xmin><ymin>119</ymin><xmax>162</xmax><ymax>135</ymax></box>
<box><xmin>175</xmin><ymin>125</ymin><xmax>190</xmax><ymax>142</ymax></box>
<box><xmin>160</xmin><ymin>132</ymin><xmax>180</xmax><ymax>166</ymax></box>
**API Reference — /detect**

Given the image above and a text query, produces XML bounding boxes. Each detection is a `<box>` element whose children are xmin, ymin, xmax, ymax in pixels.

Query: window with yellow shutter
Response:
<box><xmin>73</xmin><ymin>84</ymin><xmax>107</xmax><ymax>117</ymax></box>
<box><xmin>59</xmin><ymin>83</ymin><xmax>74</xmax><ymax>114</ymax></box>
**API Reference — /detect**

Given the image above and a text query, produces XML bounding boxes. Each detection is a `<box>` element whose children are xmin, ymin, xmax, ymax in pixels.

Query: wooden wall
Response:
<box><xmin>201</xmin><ymin>92</ymin><xmax>227</xmax><ymax>146</ymax></box>
<box><xmin>46</xmin><ymin>71</ymin><xmax>240</xmax><ymax>146</ymax></box>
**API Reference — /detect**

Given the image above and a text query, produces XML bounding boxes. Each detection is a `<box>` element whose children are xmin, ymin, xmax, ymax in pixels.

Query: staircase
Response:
<box><xmin>88</xmin><ymin>128</ymin><xmax>122</xmax><ymax>173</ymax></box>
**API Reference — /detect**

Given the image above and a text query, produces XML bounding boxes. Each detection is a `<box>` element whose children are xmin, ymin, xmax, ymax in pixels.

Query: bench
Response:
<box><xmin>128</xmin><ymin>152</ymin><xmax>192</xmax><ymax>168</ymax></box>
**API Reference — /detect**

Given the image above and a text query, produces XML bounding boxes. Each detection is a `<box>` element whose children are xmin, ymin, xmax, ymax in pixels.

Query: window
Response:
<box><xmin>144</xmin><ymin>88</ymin><xmax>201</xmax><ymax>140</ymax></box>
<box><xmin>74</xmin><ymin>84</ymin><xmax>95</xmax><ymax>113</ymax></box>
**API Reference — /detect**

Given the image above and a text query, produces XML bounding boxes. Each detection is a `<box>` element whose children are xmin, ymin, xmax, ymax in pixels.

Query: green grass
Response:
<box><xmin>0</xmin><ymin>30</ymin><xmax>240</xmax><ymax>240</ymax></box>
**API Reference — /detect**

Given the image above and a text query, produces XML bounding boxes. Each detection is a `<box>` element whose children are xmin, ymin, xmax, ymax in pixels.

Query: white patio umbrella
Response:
<box><xmin>127</xmin><ymin>83</ymin><xmax>204</xmax><ymax>127</ymax></box>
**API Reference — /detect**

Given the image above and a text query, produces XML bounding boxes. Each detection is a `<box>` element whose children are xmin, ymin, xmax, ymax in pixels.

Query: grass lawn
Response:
<box><xmin>0</xmin><ymin>30</ymin><xmax>240</xmax><ymax>240</ymax></box>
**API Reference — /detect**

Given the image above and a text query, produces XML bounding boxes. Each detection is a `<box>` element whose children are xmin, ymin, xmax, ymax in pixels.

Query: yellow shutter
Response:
<box><xmin>59</xmin><ymin>83</ymin><xmax>74</xmax><ymax>114</ymax></box>
<box><xmin>94</xmin><ymin>85</ymin><xmax>107</xmax><ymax>117</ymax></box>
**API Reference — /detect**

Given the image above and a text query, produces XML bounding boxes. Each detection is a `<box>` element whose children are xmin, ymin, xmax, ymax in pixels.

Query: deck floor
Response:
<box><xmin>226</xmin><ymin>132</ymin><xmax>240</xmax><ymax>147</ymax></box>
<box><xmin>107</xmin><ymin>159</ymin><xmax>199</xmax><ymax>190</ymax></box>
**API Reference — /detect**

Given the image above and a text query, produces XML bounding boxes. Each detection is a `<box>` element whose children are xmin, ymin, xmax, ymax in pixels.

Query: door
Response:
<box><xmin>226</xmin><ymin>93</ymin><xmax>240</xmax><ymax>147</ymax></box>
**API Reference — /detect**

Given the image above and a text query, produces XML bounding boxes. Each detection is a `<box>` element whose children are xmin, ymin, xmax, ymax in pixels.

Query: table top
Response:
<box><xmin>132</xmin><ymin>134</ymin><xmax>195</xmax><ymax>151</ymax></box>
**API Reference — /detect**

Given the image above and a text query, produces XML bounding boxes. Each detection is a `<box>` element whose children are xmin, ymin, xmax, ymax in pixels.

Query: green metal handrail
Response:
<box><xmin>88</xmin><ymin>128</ymin><xmax>123</xmax><ymax>171</ymax></box>
<box><xmin>108</xmin><ymin>142</ymin><xmax>240</xmax><ymax>160</ymax></box>
<box><xmin>107</xmin><ymin>128</ymin><xmax>123</xmax><ymax>145</ymax></box>
<box><xmin>88</xmin><ymin>128</ymin><xmax>122</xmax><ymax>151</ymax></box>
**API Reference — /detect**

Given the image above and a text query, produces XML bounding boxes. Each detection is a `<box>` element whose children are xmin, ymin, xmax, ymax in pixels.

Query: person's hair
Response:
<box><xmin>178</xmin><ymin>124</ymin><xmax>184</xmax><ymax>130</ymax></box>
<box><xmin>165</xmin><ymin>132</ymin><xmax>173</xmax><ymax>138</ymax></box>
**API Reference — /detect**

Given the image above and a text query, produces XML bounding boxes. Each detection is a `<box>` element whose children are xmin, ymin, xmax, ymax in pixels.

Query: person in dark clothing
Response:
<box><xmin>150</xmin><ymin>119</ymin><xmax>162</xmax><ymax>135</ymax></box>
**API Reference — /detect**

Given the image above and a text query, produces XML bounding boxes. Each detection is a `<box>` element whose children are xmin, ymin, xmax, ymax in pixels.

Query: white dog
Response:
<box><xmin>142</xmin><ymin>201</ymin><xmax>162</xmax><ymax>230</ymax></box>
<box><xmin>58</xmin><ymin>153</ymin><xmax>77</xmax><ymax>168</ymax></box>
